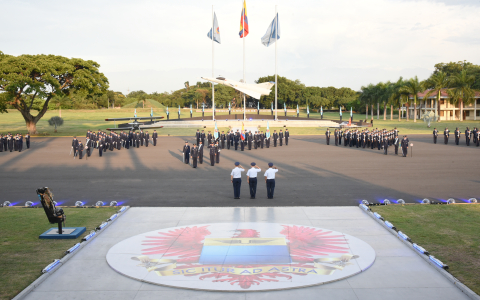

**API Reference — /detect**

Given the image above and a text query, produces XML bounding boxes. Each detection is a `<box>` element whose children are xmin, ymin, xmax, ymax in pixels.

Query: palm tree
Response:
<box><xmin>424</xmin><ymin>71</ymin><xmax>448</xmax><ymax>122</ymax></box>
<box><xmin>359</xmin><ymin>84</ymin><xmax>373</xmax><ymax>121</ymax></box>
<box><xmin>401</xmin><ymin>76</ymin><xmax>424</xmax><ymax>122</ymax></box>
<box><xmin>380</xmin><ymin>81</ymin><xmax>392</xmax><ymax>120</ymax></box>
<box><xmin>447</xmin><ymin>70</ymin><xmax>475</xmax><ymax>121</ymax></box>
<box><xmin>389</xmin><ymin>77</ymin><xmax>404</xmax><ymax>121</ymax></box>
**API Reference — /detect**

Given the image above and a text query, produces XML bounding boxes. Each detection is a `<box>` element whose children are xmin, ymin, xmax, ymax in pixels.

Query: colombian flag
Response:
<box><xmin>239</xmin><ymin>0</ymin><xmax>249</xmax><ymax>38</ymax></box>
<box><xmin>241</xmin><ymin>122</ymin><xmax>245</xmax><ymax>141</ymax></box>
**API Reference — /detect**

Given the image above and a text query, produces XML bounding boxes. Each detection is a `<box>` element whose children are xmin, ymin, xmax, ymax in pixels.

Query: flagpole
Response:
<box><xmin>212</xmin><ymin>6</ymin><xmax>215</xmax><ymax>121</ymax></box>
<box><xmin>275</xmin><ymin>6</ymin><xmax>278</xmax><ymax>121</ymax></box>
<box><xmin>242</xmin><ymin>1</ymin><xmax>246</xmax><ymax>121</ymax></box>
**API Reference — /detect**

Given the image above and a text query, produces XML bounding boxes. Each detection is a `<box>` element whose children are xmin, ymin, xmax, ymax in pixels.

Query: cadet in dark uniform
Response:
<box><xmin>183</xmin><ymin>141</ymin><xmax>190</xmax><ymax>164</ymax></box>
<box><xmin>25</xmin><ymin>134</ymin><xmax>30</xmax><ymax>149</ymax></box>
<box><xmin>98</xmin><ymin>138</ymin><xmax>104</xmax><ymax>157</ymax></box>
<box><xmin>234</xmin><ymin>130</ymin><xmax>239</xmax><ymax>150</ymax></box>
<box><xmin>247</xmin><ymin>131</ymin><xmax>252</xmax><ymax>150</ymax></box>
<box><xmin>273</xmin><ymin>130</ymin><xmax>278</xmax><ymax>147</ymax></box>
<box><xmin>260</xmin><ymin>131</ymin><xmax>265</xmax><ymax>148</ymax></box>
<box><xmin>383</xmin><ymin>136</ymin><xmax>388</xmax><ymax>155</ymax></box>
<box><xmin>285</xmin><ymin>129</ymin><xmax>289</xmax><ymax>145</ymax></box>
<box><xmin>152</xmin><ymin>130</ymin><xmax>158</xmax><ymax>146</ymax></box>
<box><xmin>455</xmin><ymin>127</ymin><xmax>460</xmax><ymax>145</ymax></box>
<box><xmin>191</xmin><ymin>144</ymin><xmax>198</xmax><ymax>168</ymax></box>
<box><xmin>195</xmin><ymin>129</ymin><xmax>201</xmax><ymax>146</ymax></box>
<box><xmin>198</xmin><ymin>141</ymin><xmax>204</xmax><ymax>164</ymax></box>
<box><xmin>433</xmin><ymin>128</ymin><xmax>438</xmax><ymax>144</ymax></box>
<box><xmin>401</xmin><ymin>136</ymin><xmax>409</xmax><ymax>157</ymax></box>
<box><xmin>71</xmin><ymin>136</ymin><xmax>79</xmax><ymax>157</ymax></box>
<box><xmin>209</xmin><ymin>142</ymin><xmax>216</xmax><ymax>166</ymax></box>
<box><xmin>226</xmin><ymin>131</ymin><xmax>231</xmax><ymax>150</ymax></box>
<box><xmin>325</xmin><ymin>129</ymin><xmax>331</xmax><ymax>145</ymax></box>
<box><xmin>145</xmin><ymin>131</ymin><xmax>150</xmax><ymax>147</ymax></box>
<box><xmin>207</xmin><ymin>131</ymin><xmax>213</xmax><ymax>145</ymax></box>
<box><xmin>215</xmin><ymin>140</ymin><xmax>221</xmax><ymax>164</ymax></box>
<box><xmin>231</xmin><ymin>162</ymin><xmax>244</xmax><ymax>199</ymax></box>
<box><xmin>279</xmin><ymin>130</ymin><xmax>284</xmax><ymax>146</ymax></box>
<box><xmin>465</xmin><ymin>127</ymin><xmax>471</xmax><ymax>146</ymax></box>
<box><xmin>201</xmin><ymin>130</ymin><xmax>206</xmax><ymax>145</ymax></box>
<box><xmin>247</xmin><ymin>162</ymin><xmax>261</xmax><ymax>199</ymax></box>
<box><xmin>444</xmin><ymin>128</ymin><xmax>449</xmax><ymax>144</ymax></box>
<box><xmin>78</xmin><ymin>141</ymin><xmax>84</xmax><ymax>159</ymax></box>
<box><xmin>220</xmin><ymin>131</ymin><xmax>226</xmax><ymax>149</ymax></box>
<box><xmin>394</xmin><ymin>135</ymin><xmax>399</xmax><ymax>155</ymax></box>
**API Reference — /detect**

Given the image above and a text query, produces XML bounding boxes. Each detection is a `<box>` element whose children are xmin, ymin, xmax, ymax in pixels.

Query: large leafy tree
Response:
<box><xmin>447</xmin><ymin>70</ymin><xmax>475</xmax><ymax>121</ymax></box>
<box><xmin>0</xmin><ymin>52</ymin><xmax>108</xmax><ymax>133</ymax></box>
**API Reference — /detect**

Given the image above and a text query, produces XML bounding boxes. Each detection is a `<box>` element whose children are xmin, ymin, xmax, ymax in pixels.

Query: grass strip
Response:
<box><xmin>0</xmin><ymin>207</ymin><xmax>119</xmax><ymax>300</ymax></box>
<box><xmin>372</xmin><ymin>205</ymin><xmax>480</xmax><ymax>295</ymax></box>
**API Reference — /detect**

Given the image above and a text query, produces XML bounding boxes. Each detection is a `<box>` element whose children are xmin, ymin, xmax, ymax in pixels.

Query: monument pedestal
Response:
<box><xmin>39</xmin><ymin>227</ymin><xmax>86</xmax><ymax>239</ymax></box>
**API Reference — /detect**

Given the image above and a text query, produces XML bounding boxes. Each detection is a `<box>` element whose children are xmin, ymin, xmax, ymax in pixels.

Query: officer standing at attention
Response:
<box><xmin>221</xmin><ymin>131</ymin><xmax>226</xmax><ymax>149</ymax></box>
<box><xmin>273</xmin><ymin>130</ymin><xmax>278</xmax><ymax>147</ymax></box>
<box><xmin>401</xmin><ymin>136</ymin><xmax>409</xmax><ymax>157</ymax></box>
<box><xmin>191</xmin><ymin>144</ymin><xmax>198</xmax><ymax>168</ymax></box>
<box><xmin>195</xmin><ymin>129</ymin><xmax>201</xmax><ymax>145</ymax></box>
<box><xmin>215</xmin><ymin>140</ymin><xmax>221</xmax><ymax>164</ymax></box>
<box><xmin>234</xmin><ymin>130</ymin><xmax>240</xmax><ymax>150</ymax></box>
<box><xmin>209</xmin><ymin>142</ymin><xmax>216</xmax><ymax>166</ymax></box>
<box><xmin>465</xmin><ymin>127</ymin><xmax>471</xmax><ymax>146</ymax></box>
<box><xmin>383</xmin><ymin>136</ymin><xmax>388</xmax><ymax>155</ymax></box>
<box><xmin>433</xmin><ymin>128</ymin><xmax>438</xmax><ymax>144</ymax></box>
<box><xmin>455</xmin><ymin>127</ymin><xmax>461</xmax><ymax>145</ymax></box>
<box><xmin>78</xmin><ymin>141</ymin><xmax>84</xmax><ymax>159</ymax></box>
<box><xmin>152</xmin><ymin>130</ymin><xmax>158</xmax><ymax>146</ymax></box>
<box><xmin>444</xmin><ymin>127</ymin><xmax>449</xmax><ymax>144</ymax></box>
<box><xmin>325</xmin><ymin>129</ymin><xmax>331</xmax><ymax>145</ymax></box>
<box><xmin>279</xmin><ymin>130</ymin><xmax>284</xmax><ymax>146</ymax></box>
<box><xmin>25</xmin><ymin>133</ymin><xmax>30</xmax><ymax>149</ymax></box>
<box><xmin>246</xmin><ymin>162</ymin><xmax>261</xmax><ymax>199</ymax></box>
<box><xmin>201</xmin><ymin>130</ymin><xmax>206</xmax><ymax>145</ymax></box>
<box><xmin>183</xmin><ymin>141</ymin><xmax>190</xmax><ymax>164</ymax></box>
<box><xmin>393</xmin><ymin>135</ymin><xmax>399</xmax><ymax>155</ymax></box>
<box><xmin>285</xmin><ymin>129</ymin><xmax>289</xmax><ymax>145</ymax></box>
<box><xmin>264</xmin><ymin>163</ymin><xmax>278</xmax><ymax>199</ymax></box>
<box><xmin>198</xmin><ymin>141</ymin><xmax>204</xmax><ymax>164</ymax></box>
<box><xmin>145</xmin><ymin>131</ymin><xmax>150</xmax><ymax>147</ymax></box>
<box><xmin>231</xmin><ymin>162</ymin><xmax>245</xmax><ymax>199</ymax></box>
<box><xmin>71</xmin><ymin>136</ymin><xmax>79</xmax><ymax>157</ymax></box>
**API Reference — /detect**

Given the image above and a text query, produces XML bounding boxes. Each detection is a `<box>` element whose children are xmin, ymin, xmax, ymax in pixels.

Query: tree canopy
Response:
<box><xmin>0</xmin><ymin>51</ymin><xmax>109</xmax><ymax>133</ymax></box>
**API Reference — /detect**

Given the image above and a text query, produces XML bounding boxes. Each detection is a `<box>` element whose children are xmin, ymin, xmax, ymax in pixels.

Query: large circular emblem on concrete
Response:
<box><xmin>106</xmin><ymin>223</ymin><xmax>375</xmax><ymax>291</ymax></box>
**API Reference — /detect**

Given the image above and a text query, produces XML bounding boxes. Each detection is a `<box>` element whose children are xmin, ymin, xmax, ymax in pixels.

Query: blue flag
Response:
<box><xmin>229</xmin><ymin>102</ymin><xmax>231</xmax><ymax>112</ymax></box>
<box><xmin>266</xmin><ymin>121</ymin><xmax>271</xmax><ymax>138</ymax></box>
<box><xmin>134</xmin><ymin>109</ymin><xmax>137</xmax><ymax>118</ymax></box>
<box><xmin>284</xmin><ymin>103</ymin><xmax>286</xmax><ymax>112</ymax></box>
<box><xmin>261</xmin><ymin>13</ymin><xmax>280</xmax><ymax>47</ymax></box>
<box><xmin>166</xmin><ymin>106</ymin><xmax>169</xmax><ymax>115</ymax></box>
<box><xmin>257</xmin><ymin>101</ymin><xmax>259</xmax><ymax>110</ymax></box>
<box><xmin>190</xmin><ymin>104</ymin><xmax>192</xmax><ymax>114</ymax></box>
<box><xmin>178</xmin><ymin>105</ymin><xmax>181</xmax><ymax>115</ymax></box>
<box><xmin>207</xmin><ymin>13</ymin><xmax>221</xmax><ymax>44</ymax></box>
<box><xmin>296</xmin><ymin>104</ymin><xmax>299</xmax><ymax>114</ymax></box>
<box><xmin>214</xmin><ymin>122</ymin><xmax>219</xmax><ymax>139</ymax></box>
<box><xmin>321</xmin><ymin>106</ymin><xmax>323</xmax><ymax>115</ymax></box>
<box><xmin>339</xmin><ymin>107</ymin><xmax>342</xmax><ymax>116</ymax></box>
<box><xmin>271</xmin><ymin>102</ymin><xmax>273</xmax><ymax>111</ymax></box>
<box><xmin>350</xmin><ymin>107</ymin><xmax>353</xmax><ymax>117</ymax></box>
<box><xmin>150</xmin><ymin>107</ymin><xmax>153</xmax><ymax>117</ymax></box>
<box><xmin>307</xmin><ymin>105</ymin><xmax>309</xmax><ymax>114</ymax></box>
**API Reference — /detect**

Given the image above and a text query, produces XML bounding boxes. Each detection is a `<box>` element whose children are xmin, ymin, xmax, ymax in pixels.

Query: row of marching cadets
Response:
<box><xmin>70</xmin><ymin>129</ymin><xmax>159</xmax><ymax>159</ymax></box>
<box><xmin>435</xmin><ymin>127</ymin><xmax>480</xmax><ymax>146</ymax></box>
<box><xmin>0</xmin><ymin>133</ymin><xmax>31</xmax><ymax>153</ymax></box>
<box><xmin>194</xmin><ymin>128</ymin><xmax>290</xmax><ymax>152</ymax></box>
<box><xmin>325</xmin><ymin>127</ymin><xmax>410</xmax><ymax>156</ymax></box>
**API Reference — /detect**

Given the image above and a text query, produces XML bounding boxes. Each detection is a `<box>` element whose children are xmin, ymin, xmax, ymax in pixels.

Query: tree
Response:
<box><xmin>48</xmin><ymin>116</ymin><xmax>64</xmax><ymax>132</ymax></box>
<box><xmin>0</xmin><ymin>52</ymin><xmax>108</xmax><ymax>134</ymax></box>
<box><xmin>401</xmin><ymin>76</ymin><xmax>424</xmax><ymax>122</ymax></box>
<box><xmin>424</xmin><ymin>71</ymin><xmax>448</xmax><ymax>122</ymax></box>
<box><xmin>447</xmin><ymin>70</ymin><xmax>475</xmax><ymax>121</ymax></box>
<box><xmin>388</xmin><ymin>77</ymin><xmax>406</xmax><ymax>121</ymax></box>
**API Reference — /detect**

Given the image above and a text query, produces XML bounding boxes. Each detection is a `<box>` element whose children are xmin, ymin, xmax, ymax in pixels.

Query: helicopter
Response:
<box><xmin>105</xmin><ymin>108</ymin><xmax>164</xmax><ymax>131</ymax></box>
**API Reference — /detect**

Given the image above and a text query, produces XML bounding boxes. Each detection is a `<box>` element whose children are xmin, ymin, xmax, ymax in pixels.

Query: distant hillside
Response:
<box><xmin>123</xmin><ymin>99</ymin><xmax>166</xmax><ymax>109</ymax></box>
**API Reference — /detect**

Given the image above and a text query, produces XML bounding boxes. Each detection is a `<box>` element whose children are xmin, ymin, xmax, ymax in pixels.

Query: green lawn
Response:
<box><xmin>0</xmin><ymin>207</ymin><xmax>119</xmax><ymax>300</ymax></box>
<box><xmin>1</xmin><ymin>108</ymin><xmax>480</xmax><ymax>137</ymax></box>
<box><xmin>372</xmin><ymin>205</ymin><xmax>480</xmax><ymax>295</ymax></box>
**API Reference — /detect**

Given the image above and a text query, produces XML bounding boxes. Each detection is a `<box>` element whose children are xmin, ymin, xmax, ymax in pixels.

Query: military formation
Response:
<box><xmin>326</xmin><ymin>127</ymin><xmax>410</xmax><ymax>157</ymax></box>
<box><xmin>70</xmin><ymin>129</ymin><xmax>159</xmax><ymax>159</ymax></box>
<box><xmin>437</xmin><ymin>127</ymin><xmax>480</xmax><ymax>146</ymax></box>
<box><xmin>183</xmin><ymin>128</ymin><xmax>291</xmax><ymax>168</ymax></box>
<box><xmin>0</xmin><ymin>133</ymin><xmax>30</xmax><ymax>153</ymax></box>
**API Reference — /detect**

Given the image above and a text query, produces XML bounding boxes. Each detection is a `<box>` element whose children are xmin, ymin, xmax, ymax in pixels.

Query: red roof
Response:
<box><xmin>410</xmin><ymin>88</ymin><xmax>480</xmax><ymax>99</ymax></box>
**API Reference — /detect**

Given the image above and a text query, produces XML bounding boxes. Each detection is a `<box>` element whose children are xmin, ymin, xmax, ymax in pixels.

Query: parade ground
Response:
<box><xmin>0</xmin><ymin>134</ymin><xmax>478</xmax><ymax>207</ymax></box>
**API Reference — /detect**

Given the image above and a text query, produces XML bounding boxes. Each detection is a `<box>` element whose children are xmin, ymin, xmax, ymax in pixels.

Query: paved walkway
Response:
<box><xmin>24</xmin><ymin>207</ymin><xmax>469</xmax><ymax>300</ymax></box>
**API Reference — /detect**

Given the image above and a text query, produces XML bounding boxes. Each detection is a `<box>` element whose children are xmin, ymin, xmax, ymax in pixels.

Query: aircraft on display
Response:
<box><xmin>201</xmin><ymin>76</ymin><xmax>275</xmax><ymax>99</ymax></box>
<box><xmin>104</xmin><ymin>109</ymin><xmax>164</xmax><ymax>131</ymax></box>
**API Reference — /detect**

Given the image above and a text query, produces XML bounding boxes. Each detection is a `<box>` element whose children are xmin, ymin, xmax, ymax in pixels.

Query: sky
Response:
<box><xmin>1</xmin><ymin>0</ymin><xmax>480</xmax><ymax>94</ymax></box>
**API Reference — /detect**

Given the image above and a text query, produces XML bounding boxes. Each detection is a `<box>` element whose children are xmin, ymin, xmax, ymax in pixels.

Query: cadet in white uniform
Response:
<box><xmin>264</xmin><ymin>162</ymin><xmax>279</xmax><ymax>199</ymax></box>
<box><xmin>230</xmin><ymin>162</ymin><xmax>245</xmax><ymax>199</ymax></box>
<box><xmin>246</xmin><ymin>162</ymin><xmax>262</xmax><ymax>199</ymax></box>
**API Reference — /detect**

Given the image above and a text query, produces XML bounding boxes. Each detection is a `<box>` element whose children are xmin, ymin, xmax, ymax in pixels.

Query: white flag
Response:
<box><xmin>261</xmin><ymin>13</ymin><xmax>280</xmax><ymax>47</ymax></box>
<box><xmin>207</xmin><ymin>13</ymin><xmax>221</xmax><ymax>44</ymax></box>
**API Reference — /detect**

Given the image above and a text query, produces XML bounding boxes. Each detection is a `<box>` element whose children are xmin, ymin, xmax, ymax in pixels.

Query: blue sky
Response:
<box><xmin>1</xmin><ymin>0</ymin><xmax>479</xmax><ymax>94</ymax></box>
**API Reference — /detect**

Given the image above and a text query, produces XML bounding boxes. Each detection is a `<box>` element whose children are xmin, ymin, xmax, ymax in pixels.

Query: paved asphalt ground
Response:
<box><xmin>0</xmin><ymin>134</ymin><xmax>478</xmax><ymax>207</ymax></box>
